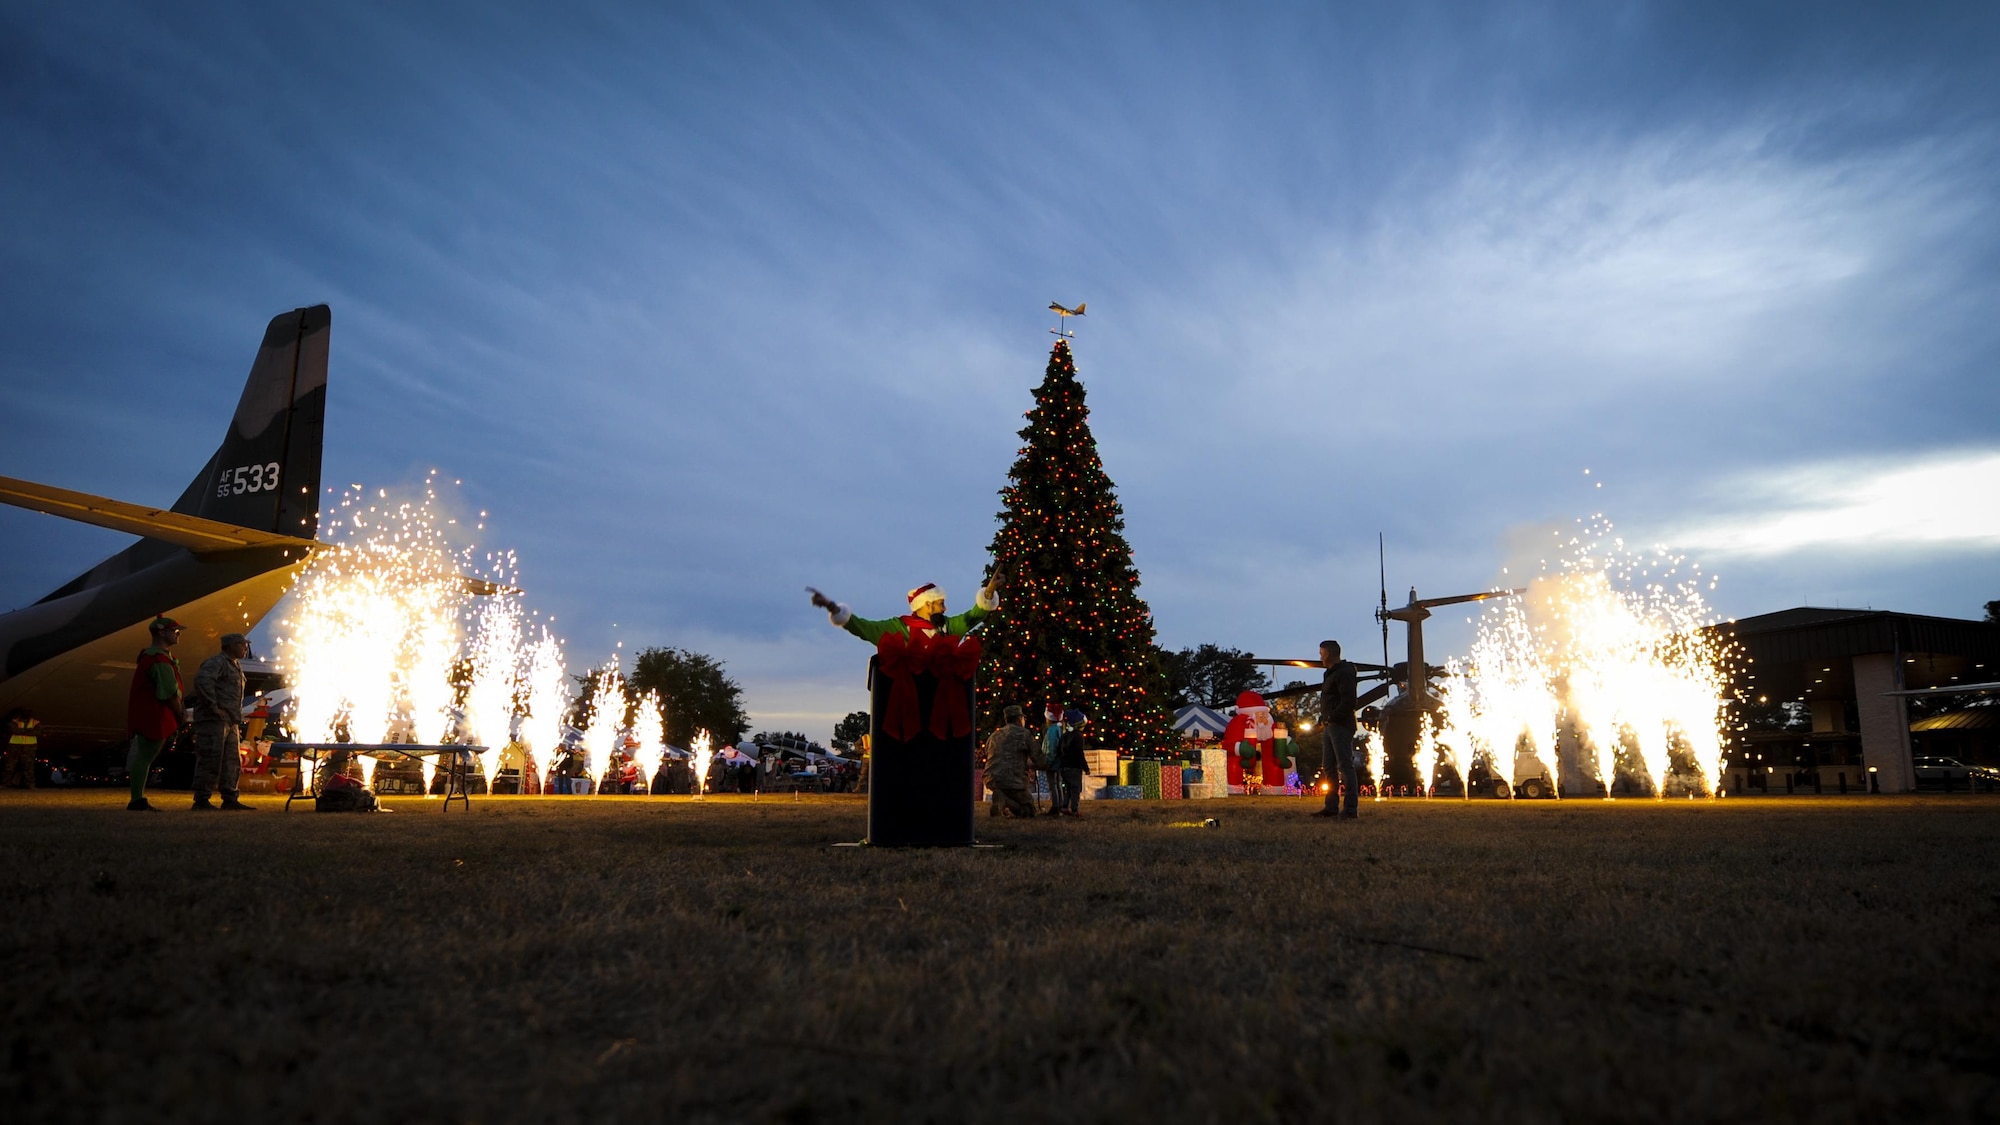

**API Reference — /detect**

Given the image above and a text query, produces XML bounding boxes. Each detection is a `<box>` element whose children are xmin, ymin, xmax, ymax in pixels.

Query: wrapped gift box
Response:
<box><xmin>1200</xmin><ymin>746</ymin><xmax>1228</xmax><ymax>785</ymax></box>
<box><xmin>1185</xmin><ymin>782</ymin><xmax>1220</xmax><ymax>799</ymax></box>
<box><xmin>1182</xmin><ymin>767</ymin><xmax>1204</xmax><ymax>785</ymax></box>
<box><xmin>1134</xmin><ymin>759</ymin><xmax>1163</xmax><ymax>800</ymax></box>
<box><xmin>1104</xmin><ymin>784</ymin><xmax>1143</xmax><ymax>799</ymax></box>
<box><xmin>1161</xmin><ymin>764</ymin><xmax>1183</xmax><ymax>800</ymax></box>
<box><xmin>1084</xmin><ymin>749</ymin><xmax>1120</xmax><ymax>777</ymax></box>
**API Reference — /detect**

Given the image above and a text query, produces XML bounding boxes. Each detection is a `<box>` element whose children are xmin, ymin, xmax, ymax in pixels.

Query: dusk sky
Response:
<box><xmin>4</xmin><ymin>2</ymin><xmax>1997</xmax><ymax>738</ymax></box>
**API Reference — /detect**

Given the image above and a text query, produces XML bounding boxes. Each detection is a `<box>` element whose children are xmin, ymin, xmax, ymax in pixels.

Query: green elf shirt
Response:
<box><xmin>827</xmin><ymin>588</ymin><xmax>1000</xmax><ymax>644</ymax></box>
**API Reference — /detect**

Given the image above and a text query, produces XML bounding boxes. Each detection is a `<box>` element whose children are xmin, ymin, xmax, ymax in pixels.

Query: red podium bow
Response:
<box><xmin>876</xmin><ymin>631</ymin><xmax>926</xmax><ymax>742</ymax></box>
<box><xmin>925</xmin><ymin>633</ymin><xmax>982</xmax><ymax>740</ymax></box>
<box><xmin>874</xmin><ymin>630</ymin><xmax>984</xmax><ymax>742</ymax></box>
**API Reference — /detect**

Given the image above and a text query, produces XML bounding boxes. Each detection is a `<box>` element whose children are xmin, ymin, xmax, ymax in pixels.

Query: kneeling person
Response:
<box><xmin>982</xmin><ymin>705</ymin><xmax>1036</xmax><ymax>818</ymax></box>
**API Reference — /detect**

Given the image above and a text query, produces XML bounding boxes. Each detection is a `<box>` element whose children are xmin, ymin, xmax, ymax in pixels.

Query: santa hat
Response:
<box><xmin>907</xmin><ymin>583</ymin><xmax>945</xmax><ymax>610</ymax></box>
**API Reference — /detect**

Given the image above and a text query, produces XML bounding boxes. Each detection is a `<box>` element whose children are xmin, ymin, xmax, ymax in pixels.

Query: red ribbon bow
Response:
<box><xmin>925</xmin><ymin>633</ymin><xmax>982</xmax><ymax>740</ymax></box>
<box><xmin>874</xmin><ymin>630</ymin><xmax>984</xmax><ymax>742</ymax></box>
<box><xmin>876</xmin><ymin>631</ymin><xmax>927</xmax><ymax>742</ymax></box>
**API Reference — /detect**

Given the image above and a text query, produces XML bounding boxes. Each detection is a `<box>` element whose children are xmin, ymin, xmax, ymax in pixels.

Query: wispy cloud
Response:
<box><xmin>1663</xmin><ymin>450</ymin><xmax>2000</xmax><ymax>558</ymax></box>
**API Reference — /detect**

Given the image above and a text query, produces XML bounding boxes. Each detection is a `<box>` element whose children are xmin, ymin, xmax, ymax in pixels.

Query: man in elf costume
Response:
<box><xmin>1219</xmin><ymin>690</ymin><xmax>1292</xmax><ymax>790</ymax></box>
<box><xmin>810</xmin><ymin>576</ymin><xmax>1002</xmax><ymax>644</ymax></box>
<box><xmin>808</xmin><ymin>574</ymin><xmax>1003</xmax><ymax>750</ymax></box>
<box><xmin>126</xmin><ymin>615</ymin><xmax>187</xmax><ymax>811</ymax></box>
<box><xmin>807</xmin><ymin>570</ymin><xmax>1003</xmax><ymax>846</ymax></box>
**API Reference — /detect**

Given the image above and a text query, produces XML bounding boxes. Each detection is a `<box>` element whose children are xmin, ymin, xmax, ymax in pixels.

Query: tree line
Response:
<box><xmin>569</xmin><ymin>645</ymin><xmax>751</xmax><ymax>746</ymax></box>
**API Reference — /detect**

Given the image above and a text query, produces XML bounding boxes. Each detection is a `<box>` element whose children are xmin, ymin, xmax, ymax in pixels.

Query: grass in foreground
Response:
<box><xmin>2</xmin><ymin>790</ymin><xmax>1997</xmax><ymax>1123</ymax></box>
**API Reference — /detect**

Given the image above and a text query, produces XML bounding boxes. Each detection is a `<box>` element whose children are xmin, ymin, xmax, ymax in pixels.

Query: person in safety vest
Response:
<box><xmin>3</xmin><ymin>708</ymin><xmax>39</xmax><ymax>788</ymax></box>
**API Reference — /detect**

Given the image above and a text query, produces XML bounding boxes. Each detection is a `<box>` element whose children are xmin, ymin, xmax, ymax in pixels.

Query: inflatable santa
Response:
<box><xmin>1220</xmin><ymin>691</ymin><xmax>1290</xmax><ymax>788</ymax></box>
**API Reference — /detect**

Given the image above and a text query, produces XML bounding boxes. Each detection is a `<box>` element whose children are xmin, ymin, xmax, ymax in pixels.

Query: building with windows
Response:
<box><xmin>1709</xmin><ymin>608</ymin><xmax>1999</xmax><ymax>793</ymax></box>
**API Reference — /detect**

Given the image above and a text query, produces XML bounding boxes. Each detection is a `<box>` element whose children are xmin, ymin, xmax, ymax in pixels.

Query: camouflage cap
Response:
<box><xmin>220</xmin><ymin>632</ymin><xmax>249</xmax><ymax>647</ymax></box>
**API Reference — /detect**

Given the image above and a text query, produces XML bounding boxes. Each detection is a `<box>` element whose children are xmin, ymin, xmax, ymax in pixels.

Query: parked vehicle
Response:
<box><xmin>1513</xmin><ymin>772</ymin><xmax>1556</xmax><ymax>800</ymax></box>
<box><xmin>1913</xmin><ymin>756</ymin><xmax>1974</xmax><ymax>790</ymax></box>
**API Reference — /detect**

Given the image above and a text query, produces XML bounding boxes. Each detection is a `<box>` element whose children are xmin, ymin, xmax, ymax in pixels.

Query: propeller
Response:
<box><xmin>1376</xmin><ymin>532</ymin><xmax>1390</xmax><ymax>671</ymax></box>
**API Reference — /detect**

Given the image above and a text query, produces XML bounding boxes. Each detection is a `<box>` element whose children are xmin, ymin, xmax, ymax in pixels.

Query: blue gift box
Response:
<box><xmin>1105</xmin><ymin>784</ymin><xmax>1143</xmax><ymax>800</ymax></box>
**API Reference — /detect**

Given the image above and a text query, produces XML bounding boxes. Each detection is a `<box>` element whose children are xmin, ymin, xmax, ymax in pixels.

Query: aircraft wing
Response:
<box><xmin>0</xmin><ymin>474</ymin><xmax>321</xmax><ymax>555</ymax></box>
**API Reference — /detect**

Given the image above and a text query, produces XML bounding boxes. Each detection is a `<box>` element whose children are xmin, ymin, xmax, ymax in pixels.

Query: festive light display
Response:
<box><xmin>978</xmin><ymin>340</ymin><xmax>1175</xmax><ymax>755</ymax></box>
<box><xmin>275</xmin><ymin>478</ymin><xmax>574</xmax><ymax>793</ymax></box>
<box><xmin>1436</xmin><ymin>517</ymin><xmax>1738</xmax><ymax>798</ymax></box>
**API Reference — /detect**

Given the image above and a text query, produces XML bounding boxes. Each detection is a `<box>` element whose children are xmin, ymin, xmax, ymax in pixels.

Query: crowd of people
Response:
<box><xmin>9</xmin><ymin>609</ymin><xmax>1361</xmax><ymax>823</ymax></box>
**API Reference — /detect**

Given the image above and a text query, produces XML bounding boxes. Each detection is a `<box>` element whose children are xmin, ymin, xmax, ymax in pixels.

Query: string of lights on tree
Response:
<box><xmin>979</xmin><ymin>339</ymin><xmax>1176</xmax><ymax>755</ymax></box>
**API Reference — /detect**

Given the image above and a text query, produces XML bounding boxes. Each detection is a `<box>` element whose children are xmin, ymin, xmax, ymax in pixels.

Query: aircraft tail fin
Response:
<box><xmin>169</xmin><ymin>305</ymin><xmax>329</xmax><ymax>539</ymax></box>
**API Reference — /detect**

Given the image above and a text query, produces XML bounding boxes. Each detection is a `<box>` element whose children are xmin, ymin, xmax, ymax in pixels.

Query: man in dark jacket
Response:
<box><xmin>981</xmin><ymin>705</ymin><xmax>1036</xmax><ymax>818</ymax></box>
<box><xmin>1312</xmin><ymin>640</ymin><xmax>1360</xmax><ymax>819</ymax></box>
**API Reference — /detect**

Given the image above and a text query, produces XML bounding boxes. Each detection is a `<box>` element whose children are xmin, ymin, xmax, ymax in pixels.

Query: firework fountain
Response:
<box><xmin>520</xmin><ymin>627</ymin><xmax>570</xmax><ymax>784</ymax></box>
<box><xmin>460</xmin><ymin>555</ymin><xmax>522</xmax><ymax>790</ymax></box>
<box><xmin>1440</xmin><ymin>596</ymin><xmax>1563</xmax><ymax>797</ymax></box>
<box><xmin>1412</xmin><ymin>713</ymin><xmax>1440</xmax><ymax>798</ymax></box>
<box><xmin>632</xmin><ymin>693</ymin><xmax>666</xmax><ymax>796</ymax></box>
<box><xmin>581</xmin><ymin>658</ymin><xmax>624</xmax><ymax>793</ymax></box>
<box><xmin>275</xmin><ymin>479</ymin><xmax>575</xmax><ymax>796</ymax></box>
<box><xmin>688</xmin><ymin>729</ymin><xmax>714</xmax><ymax>799</ymax></box>
<box><xmin>1437</xmin><ymin>517</ymin><xmax>1736</xmax><ymax>798</ymax></box>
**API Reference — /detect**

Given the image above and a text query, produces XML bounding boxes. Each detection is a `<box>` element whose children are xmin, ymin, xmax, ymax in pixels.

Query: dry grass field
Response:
<box><xmin>2</xmin><ymin>790</ymin><xmax>1996</xmax><ymax>1124</ymax></box>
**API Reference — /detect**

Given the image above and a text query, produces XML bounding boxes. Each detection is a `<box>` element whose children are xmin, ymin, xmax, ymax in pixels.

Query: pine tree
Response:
<box><xmin>979</xmin><ymin>340</ymin><xmax>1176</xmax><ymax>756</ymax></box>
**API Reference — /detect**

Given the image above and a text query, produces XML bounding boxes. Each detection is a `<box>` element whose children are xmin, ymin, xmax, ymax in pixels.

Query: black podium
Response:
<box><xmin>865</xmin><ymin>655</ymin><xmax>976</xmax><ymax>847</ymax></box>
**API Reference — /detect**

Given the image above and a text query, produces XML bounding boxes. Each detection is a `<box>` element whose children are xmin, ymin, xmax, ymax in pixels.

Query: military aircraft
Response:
<box><xmin>1049</xmin><ymin>301</ymin><xmax>1085</xmax><ymax>339</ymax></box>
<box><xmin>0</xmin><ymin>305</ymin><xmax>329</xmax><ymax>752</ymax></box>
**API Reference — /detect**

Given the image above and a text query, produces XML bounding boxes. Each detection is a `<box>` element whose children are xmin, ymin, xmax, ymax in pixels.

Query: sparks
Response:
<box><xmin>1437</xmin><ymin>518</ymin><xmax>1738</xmax><ymax>798</ymax></box>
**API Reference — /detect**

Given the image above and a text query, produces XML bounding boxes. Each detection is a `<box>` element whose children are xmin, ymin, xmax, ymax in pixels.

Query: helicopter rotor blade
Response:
<box><xmin>1378</xmin><ymin>531</ymin><xmax>1390</xmax><ymax>670</ymax></box>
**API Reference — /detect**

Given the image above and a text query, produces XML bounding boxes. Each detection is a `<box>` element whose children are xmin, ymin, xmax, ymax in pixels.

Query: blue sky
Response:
<box><xmin>4</xmin><ymin>1</ymin><xmax>1997</xmax><ymax>737</ymax></box>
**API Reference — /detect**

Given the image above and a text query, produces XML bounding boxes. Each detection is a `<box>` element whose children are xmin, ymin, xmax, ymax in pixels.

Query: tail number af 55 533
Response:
<box><xmin>217</xmin><ymin>462</ymin><xmax>282</xmax><ymax>497</ymax></box>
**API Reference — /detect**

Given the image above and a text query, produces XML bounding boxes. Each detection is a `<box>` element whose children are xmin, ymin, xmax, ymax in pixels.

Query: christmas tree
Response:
<box><xmin>979</xmin><ymin>339</ymin><xmax>1176</xmax><ymax>756</ymax></box>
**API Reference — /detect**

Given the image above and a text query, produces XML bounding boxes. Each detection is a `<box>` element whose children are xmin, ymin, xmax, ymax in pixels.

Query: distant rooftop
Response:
<box><xmin>1707</xmin><ymin>607</ymin><xmax>2000</xmax><ymax>697</ymax></box>
<box><xmin>1726</xmin><ymin>607</ymin><xmax>1887</xmax><ymax>634</ymax></box>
